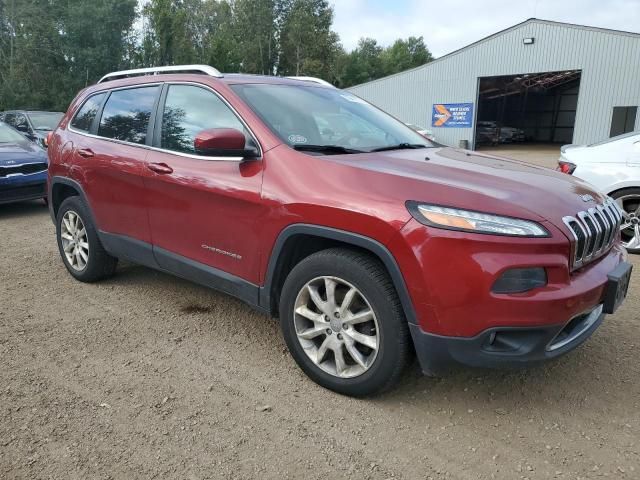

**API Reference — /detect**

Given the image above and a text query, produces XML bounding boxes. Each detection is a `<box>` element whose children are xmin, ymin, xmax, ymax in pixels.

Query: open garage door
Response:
<box><xmin>474</xmin><ymin>70</ymin><xmax>581</xmax><ymax>149</ymax></box>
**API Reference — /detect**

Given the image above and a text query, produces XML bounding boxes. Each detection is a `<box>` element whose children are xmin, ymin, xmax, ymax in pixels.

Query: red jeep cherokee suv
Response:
<box><xmin>48</xmin><ymin>65</ymin><xmax>632</xmax><ymax>396</ymax></box>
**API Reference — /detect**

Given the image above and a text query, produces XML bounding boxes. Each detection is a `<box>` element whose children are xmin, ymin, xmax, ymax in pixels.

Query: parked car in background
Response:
<box><xmin>47</xmin><ymin>65</ymin><xmax>630</xmax><ymax>396</ymax></box>
<box><xmin>0</xmin><ymin>121</ymin><xmax>48</xmax><ymax>205</ymax></box>
<box><xmin>475</xmin><ymin>120</ymin><xmax>499</xmax><ymax>145</ymax></box>
<box><xmin>405</xmin><ymin>123</ymin><xmax>436</xmax><ymax>142</ymax></box>
<box><xmin>0</xmin><ymin>110</ymin><xmax>63</xmax><ymax>148</ymax></box>
<box><xmin>500</xmin><ymin>125</ymin><xmax>525</xmax><ymax>143</ymax></box>
<box><xmin>475</xmin><ymin>121</ymin><xmax>525</xmax><ymax>145</ymax></box>
<box><xmin>558</xmin><ymin>131</ymin><xmax>640</xmax><ymax>253</ymax></box>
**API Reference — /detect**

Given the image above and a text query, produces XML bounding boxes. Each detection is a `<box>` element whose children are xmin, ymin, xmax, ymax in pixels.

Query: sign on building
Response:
<box><xmin>432</xmin><ymin>103</ymin><xmax>474</xmax><ymax>128</ymax></box>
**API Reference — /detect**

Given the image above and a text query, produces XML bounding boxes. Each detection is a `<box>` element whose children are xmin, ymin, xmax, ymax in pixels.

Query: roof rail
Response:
<box><xmin>286</xmin><ymin>76</ymin><xmax>335</xmax><ymax>87</ymax></box>
<box><xmin>98</xmin><ymin>65</ymin><xmax>223</xmax><ymax>84</ymax></box>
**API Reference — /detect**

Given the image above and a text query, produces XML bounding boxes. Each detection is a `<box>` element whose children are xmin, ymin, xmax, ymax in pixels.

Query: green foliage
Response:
<box><xmin>278</xmin><ymin>0</ymin><xmax>340</xmax><ymax>79</ymax></box>
<box><xmin>0</xmin><ymin>0</ymin><xmax>433</xmax><ymax>111</ymax></box>
<box><xmin>0</xmin><ymin>0</ymin><xmax>137</xmax><ymax>111</ymax></box>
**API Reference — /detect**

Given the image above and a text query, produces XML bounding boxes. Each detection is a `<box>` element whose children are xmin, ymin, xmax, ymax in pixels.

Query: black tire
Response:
<box><xmin>279</xmin><ymin>248</ymin><xmax>411</xmax><ymax>397</ymax></box>
<box><xmin>56</xmin><ymin>196</ymin><xmax>117</xmax><ymax>282</ymax></box>
<box><xmin>610</xmin><ymin>187</ymin><xmax>640</xmax><ymax>254</ymax></box>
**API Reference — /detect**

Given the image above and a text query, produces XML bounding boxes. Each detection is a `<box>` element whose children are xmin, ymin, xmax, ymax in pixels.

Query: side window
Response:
<box><xmin>13</xmin><ymin>113</ymin><xmax>30</xmax><ymax>133</ymax></box>
<box><xmin>161</xmin><ymin>84</ymin><xmax>246</xmax><ymax>154</ymax></box>
<box><xmin>98</xmin><ymin>86</ymin><xmax>159</xmax><ymax>145</ymax></box>
<box><xmin>71</xmin><ymin>93</ymin><xmax>107</xmax><ymax>132</ymax></box>
<box><xmin>4</xmin><ymin>113</ymin><xmax>16</xmax><ymax>126</ymax></box>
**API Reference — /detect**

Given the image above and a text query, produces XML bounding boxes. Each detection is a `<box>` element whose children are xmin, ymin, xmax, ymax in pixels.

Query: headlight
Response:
<box><xmin>407</xmin><ymin>202</ymin><xmax>549</xmax><ymax>237</ymax></box>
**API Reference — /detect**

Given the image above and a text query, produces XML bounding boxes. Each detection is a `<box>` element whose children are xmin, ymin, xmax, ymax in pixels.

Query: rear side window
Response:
<box><xmin>98</xmin><ymin>86</ymin><xmax>159</xmax><ymax>145</ymax></box>
<box><xmin>160</xmin><ymin>84</ymin><xmax>246</xmax><ymax>154</ymax></box>
<box><xmin>71</xmin><ymin>93</ymin><xmax>106</xmax><ymax>132</ymax></box>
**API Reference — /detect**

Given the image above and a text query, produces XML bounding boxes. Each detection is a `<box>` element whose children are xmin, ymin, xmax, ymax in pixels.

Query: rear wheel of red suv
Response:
<box><xmin>56</xmin><ymin>196</ymin><xmax>117</xmax><ymax>282</ymax></box>
<box><xmin>279</xmin><ymin>248</ymin><xmax>411</xmax><ymax>396</ymax></box>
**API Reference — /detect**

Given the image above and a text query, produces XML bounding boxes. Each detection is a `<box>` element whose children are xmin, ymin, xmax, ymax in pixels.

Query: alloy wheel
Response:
<box><xmin>60</xmin><ymin>210</ymin><xmax>89</xmax><ymax>271</ymax></box>
<box><xmin>293</xmin><ymin>276</ymin><xmax>379</xmax><ymax>378</ymax></box>
<box><xmin>616</xmin><ymin>195</ymin><xmax>640</xmax><ymax>250</ymax></box>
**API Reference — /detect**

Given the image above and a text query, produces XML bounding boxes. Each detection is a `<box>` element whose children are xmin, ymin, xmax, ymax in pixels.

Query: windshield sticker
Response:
<box><xmin>340</xmin><ymin>94</ymin><xmax>367</xmax><ymax>104</ymax></box>
<box><xmin>288</xmin><ymin>134</ymin><xmax>308</xmax><ymax>144</ymax></box>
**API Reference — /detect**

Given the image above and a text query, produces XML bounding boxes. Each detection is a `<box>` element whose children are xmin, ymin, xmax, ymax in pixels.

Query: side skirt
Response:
<box><xmin>99</xmin><ymin>232</ymin><xmax>264</xmax><ymax>313</ymax></box>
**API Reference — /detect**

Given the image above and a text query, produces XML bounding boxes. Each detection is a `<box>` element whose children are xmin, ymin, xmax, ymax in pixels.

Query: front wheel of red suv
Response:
<box><xmin>279</xmin><ymin>248</ymin><xmax>411</xmax><ymax>397</ymax></box>
<box><xmin>56</xmin><ymin>196</ymin><xmax>117</xmax><ymax>282</ymax></box>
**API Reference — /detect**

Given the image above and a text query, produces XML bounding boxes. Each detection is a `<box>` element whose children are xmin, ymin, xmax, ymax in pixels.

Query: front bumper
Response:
<box><xmin>0</xmin><ymin>176</ymin><xmax>47</xmax><ymax>205</ymax></box>
<box><xmin>410</xmin><ymin>304</ymin><xmax>605</xmax><ymax>375</ymax></box>
<box><xmin>389</xmin><ymin>218</ymin><xmax>630</xmax><ymax>375</ymax></box>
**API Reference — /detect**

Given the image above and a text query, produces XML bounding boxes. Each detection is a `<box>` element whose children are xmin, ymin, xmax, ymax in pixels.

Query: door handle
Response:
<box><xmin>147</xmin><ymin>162</ymin><xmax>173</xmax><ymax>174</ymax></box>
<box><xmin>77</xmin><ymin>148</ymin><xmax>94</xmax><ymax>158</ymax></box>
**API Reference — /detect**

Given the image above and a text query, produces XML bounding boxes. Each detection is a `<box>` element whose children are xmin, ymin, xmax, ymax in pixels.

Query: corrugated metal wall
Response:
<box><xmin>348</xmin><ymin>20</ymin><xmax>640</xmax><ymax>148</ymax></box>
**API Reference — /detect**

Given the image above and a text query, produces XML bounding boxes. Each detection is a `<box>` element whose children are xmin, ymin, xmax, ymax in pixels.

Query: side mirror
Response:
<box><xmin>194</xmin><ymin>128</ymin><xmax>258</xmax><ymax>159</ymax></box>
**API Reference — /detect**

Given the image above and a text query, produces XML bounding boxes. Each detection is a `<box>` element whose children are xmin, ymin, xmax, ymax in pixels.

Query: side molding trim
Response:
<box><xmin>153</xmin><ymin>245</ymin><xmax>261</xmax><ymax>307</ymax></box>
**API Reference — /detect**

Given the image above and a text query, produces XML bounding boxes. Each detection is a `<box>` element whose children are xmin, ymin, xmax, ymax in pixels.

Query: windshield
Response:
<box><xmin>0</xmin><ymin>122</ymin><xmax>30</xmax><ymax>144</ymax></box>
<box><xmin>231</xmin><ymin>84</ymin><xmax>432</xmax><ymax>153</ymax></box>
<box><xmin>27</xmin><ymin>112</ymin><xmax>63</xmax><ymax>131</ymax></box>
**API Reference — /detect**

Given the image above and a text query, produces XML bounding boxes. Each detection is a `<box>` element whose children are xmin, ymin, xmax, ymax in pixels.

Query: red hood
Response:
<box><xmin>326</xmin><ymin>147</ymin><xmax>605</xmax><ymax>228</ymax></box>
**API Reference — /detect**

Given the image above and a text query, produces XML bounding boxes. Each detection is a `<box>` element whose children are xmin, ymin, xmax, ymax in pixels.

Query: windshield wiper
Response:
<box><xmin>369</xmin><ymin>143</ymin><xmax>429</xmax><ymax>152</ymax></box>
<box><xmin>292</xmin><ymin>144</ymin><xmax>365</xmax><ymax>154</ymax></box>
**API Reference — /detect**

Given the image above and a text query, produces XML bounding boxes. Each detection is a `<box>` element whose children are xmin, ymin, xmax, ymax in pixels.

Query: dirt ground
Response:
<box><xmin>1</xmin><ymin>152</ymin><xmax>639</xmax><ymax>479</ymax></box>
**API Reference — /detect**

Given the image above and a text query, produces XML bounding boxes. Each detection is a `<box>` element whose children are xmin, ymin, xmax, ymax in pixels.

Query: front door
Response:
<box><xmin>143</xmin><ymin>83</ymin><xmax>265</xmax><ymax>284</ymax></box>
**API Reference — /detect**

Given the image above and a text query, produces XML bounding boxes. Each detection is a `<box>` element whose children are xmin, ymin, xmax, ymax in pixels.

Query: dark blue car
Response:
<box><xmin>0</xmin><ymin>121</ymin><xmax>48</xmax><ymax>205</ymax></box>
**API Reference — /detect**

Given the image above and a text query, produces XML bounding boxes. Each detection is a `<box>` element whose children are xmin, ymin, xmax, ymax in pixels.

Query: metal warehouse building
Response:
<box><xmin>348</xmin><ymin>18</ymin><xmax>640</xmax><ymax>150</ymax></box>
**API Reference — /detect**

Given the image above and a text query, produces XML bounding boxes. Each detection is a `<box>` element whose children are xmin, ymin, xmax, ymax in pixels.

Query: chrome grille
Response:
<box><xmin>563</xmin><ymin>198</ymin><xmax>623</xmax><ymax>269</ymax></box>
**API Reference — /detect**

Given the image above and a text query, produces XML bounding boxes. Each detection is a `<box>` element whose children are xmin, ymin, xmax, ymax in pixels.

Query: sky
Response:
<box><xmin>330</xmin><ymin>0</ymin><xmax>640</xmax><ymax>56</ymax></box>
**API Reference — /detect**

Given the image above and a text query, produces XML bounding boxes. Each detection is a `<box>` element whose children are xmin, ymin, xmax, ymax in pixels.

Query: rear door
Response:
<box><xmin>68</xmin><ymin>85</ymin><xmax>161</xmax><ymax>245</ymax></box>
<box><xmin>143</xmin><ymin>83</ymin><xmax>265</xmax><ymax>283</ymax></box>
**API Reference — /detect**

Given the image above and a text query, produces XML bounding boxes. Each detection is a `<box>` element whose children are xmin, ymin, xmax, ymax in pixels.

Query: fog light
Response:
<box><xmin>492</xmin><ymin>268</ymin><xmax>547</xmax><ymax>294</ymax></box>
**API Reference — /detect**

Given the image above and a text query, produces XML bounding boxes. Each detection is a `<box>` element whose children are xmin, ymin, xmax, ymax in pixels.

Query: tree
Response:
<box><xmin>0</xmin><ymin>0</ymin><xmax>436</xmax><ymax>110</ymax></box>
<box><xmin>204</xmin><ymin>1</ymin><xmax>242</xmax><ymax>73</ymax></box>
<box><xmin>234</xmin><ymin>0</ymin><xmax>278</xmax><ymax>74</ymax></box>
<box><xmin>337</xmin><ymin>38</ymin><xmax>384</xmax><ymax>87</ymax></box>
<box><xmin>336</xmin><ymin>36</ymin><xmax>433</xmax><ymax>88</ymax></box>
<box><xmin>277</xmin><ymin>0</ymin><xmax>340</xmax><ymax>79</ymax></box>
<box><xmin>141</xmin><ymin>0</ymin><xmax>195</xmax><ymax>66</ymax></box>
<box><xmin>381</xmin><ymin>36</ymin><xmax>433</xmax><ymax>76</ymax></box>
<box><xmin>0</xmin><ymin>0</ymin><xmax>137</xmax><ymax>111</ymax></box>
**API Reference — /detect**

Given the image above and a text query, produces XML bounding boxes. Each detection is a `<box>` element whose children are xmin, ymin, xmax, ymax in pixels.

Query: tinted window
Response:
<box><xmin>161</xmin><ymin>84</ymin><xmax>246</xmax><ymax>154</ymax></box>
<box><xmin>98</xmin><ymin>86</ymin><xmax>159</xmax><ymax>144</ymax></box>
<box><xmin>71</xmin><ymin>93</ymin><xmax>106</xmax><ymax>132</ymax></box>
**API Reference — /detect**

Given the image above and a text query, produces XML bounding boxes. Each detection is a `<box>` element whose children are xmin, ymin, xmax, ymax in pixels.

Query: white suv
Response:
<box><xmin>558</xmin><ymin>131</ymin><xmax>640</xmax><ymax>252</ymax></box>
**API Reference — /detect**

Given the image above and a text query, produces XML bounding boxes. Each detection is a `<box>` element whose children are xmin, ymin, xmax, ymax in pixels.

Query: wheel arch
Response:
<box><xmin>260</xmin><ymin>224</ymin><xmax>417</xmax><ymax>325</ymax></box>
<box><xmin>49</xmin><ymin>176</ymin><xmax>96</xmax><ymax>227</ymax></box>
<box><xmin>607</xmin><ymin>185</ymin><xmax>640</xmax><ymax>197</ymax></box>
